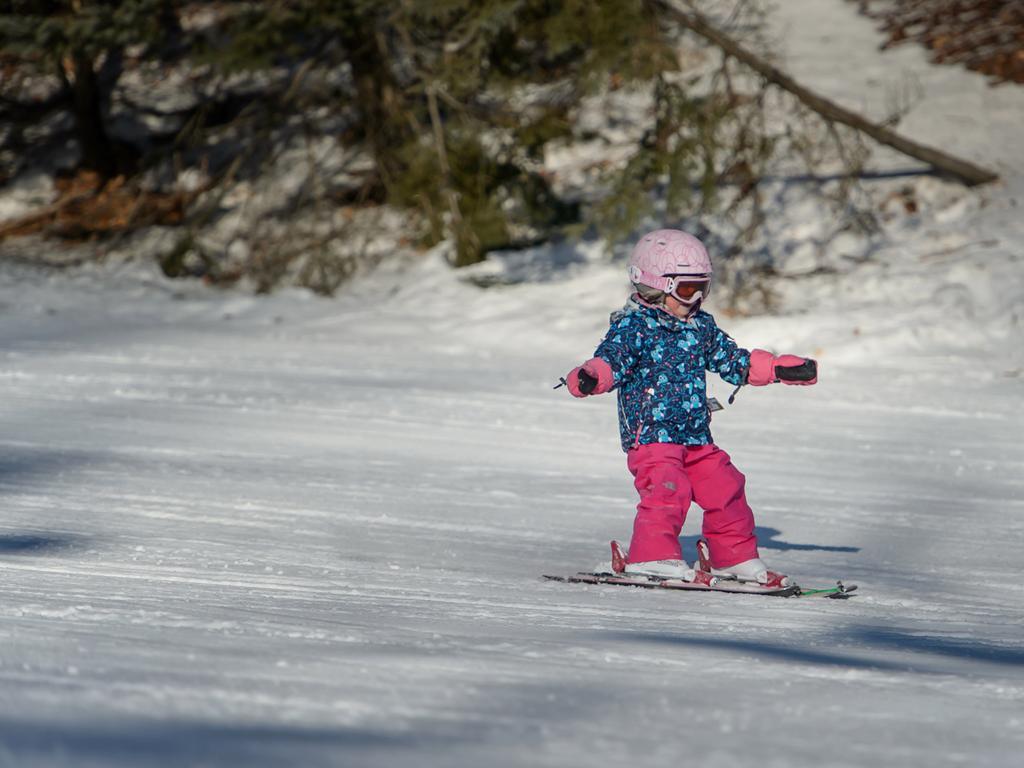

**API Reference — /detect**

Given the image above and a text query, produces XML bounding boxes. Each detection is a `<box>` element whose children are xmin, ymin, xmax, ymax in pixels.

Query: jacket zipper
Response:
<box><xmin>632</xmin><ymin>387</ymin><xmax>655</xmax><ymax>449</ymax></box>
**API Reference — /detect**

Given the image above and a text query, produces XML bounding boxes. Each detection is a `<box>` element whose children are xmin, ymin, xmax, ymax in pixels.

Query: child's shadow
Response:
<box><xmin>681</xmin><ymin>527</ymin><xmax>859</xmax><ymax>555</ymax></box>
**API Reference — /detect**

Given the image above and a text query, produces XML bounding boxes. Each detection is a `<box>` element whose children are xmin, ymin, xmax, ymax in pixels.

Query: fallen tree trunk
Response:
<box><xmin>658</xmin><ymin>1</ymin><xmax>1000</xmax><ymax>187</ymax></box>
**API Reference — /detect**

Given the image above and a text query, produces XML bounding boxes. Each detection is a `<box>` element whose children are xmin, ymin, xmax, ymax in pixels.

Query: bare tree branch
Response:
<box><xmin>659</xmin><ymin>0</ymin><xmax>1000</xmax><ymax>186</ymax></box>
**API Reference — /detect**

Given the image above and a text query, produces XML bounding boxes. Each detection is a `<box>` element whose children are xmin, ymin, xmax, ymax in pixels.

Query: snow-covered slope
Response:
<box><xmin>1</xmin><ymin>2</ymin><xmax>1023</xmax><ymax>767</ymax></box>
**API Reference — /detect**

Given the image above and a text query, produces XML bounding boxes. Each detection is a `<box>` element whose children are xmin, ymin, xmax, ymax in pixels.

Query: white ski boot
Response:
<box><xmin>600</xmin><ymin>540</ymin><xmax>696</xmax><ymax>581</ymax></box>
<box><xmin>697</xmin><ymin>539</ymin><xmax>792</xmax><ymax>588</ymax></box>
<box><xmin>625</xmin><ymin>558</ymin><xmax>697</xmax><ymax>581</ymax></box>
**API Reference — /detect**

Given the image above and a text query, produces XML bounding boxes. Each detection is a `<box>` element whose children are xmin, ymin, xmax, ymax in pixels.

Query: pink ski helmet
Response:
<box><xmin>628</xmin><ymin>229</ymin><xmax>712</xmax><ymax>307</ymax></box>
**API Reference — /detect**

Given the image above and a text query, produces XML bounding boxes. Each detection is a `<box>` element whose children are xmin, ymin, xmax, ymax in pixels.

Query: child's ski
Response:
<box><xmin>543</xmin><ymin>540</ymin><xmax>857</xmax><ymax>599</ymax></box>
<box><xmin>542</xmin><ymin>572</ymin><xmax>856</xmax><ymax>598</ymax></box>
<box><xmin>543</xmin><ymin>572</ymin><xmax>797</xmax><ymax>596</ymax></box>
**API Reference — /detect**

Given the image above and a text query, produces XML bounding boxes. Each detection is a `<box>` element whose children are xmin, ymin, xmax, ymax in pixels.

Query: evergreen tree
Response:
<box><xmin>199</xmin><ymin>0</ymin><xmax>772</xmax><ymax>266</ymax></box>
<box><xmin>0</xmin><ymin>0</ymin><xmax>179</xmax><ymax>178</ymax></box>
<box><xmin>3</xmin><ymin>0</ymin><xmax>781</xmax><ymax>274</ymax></box>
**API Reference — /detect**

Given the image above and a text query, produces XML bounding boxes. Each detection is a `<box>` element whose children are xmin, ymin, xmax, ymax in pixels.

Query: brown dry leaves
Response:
<box><xmin>0</xmin><ymin>170</ymin><xmax>206</xmax><ymax>242</ymax></box>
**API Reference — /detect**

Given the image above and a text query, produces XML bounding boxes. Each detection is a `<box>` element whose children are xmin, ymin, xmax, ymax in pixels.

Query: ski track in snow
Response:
<box><xmin>3</xmin><ymin>2</ymin><xmax>1024</xmax><ymax>767</ymax></box>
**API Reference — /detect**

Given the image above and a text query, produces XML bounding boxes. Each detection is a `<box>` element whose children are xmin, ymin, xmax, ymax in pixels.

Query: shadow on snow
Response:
<box><xmin>0</xmin><ymin>532</ymin><xmax>91</xmax><ymax>556</ymax></box>
<box><xmin>850</xmin><ymin>627</ymin><xmax>1024</xmax><ymax>667</ymax></box>
<box><xmin>607</xmin><ymin>631</ymin><xmax>916</xmax><ymax>672</ymax></box>
<box><xmin>0</xmin><ymin>717</ymin><xmax>461</xmax><ymax>768</ymax></box>
<box><xmin>678</xmin><ymin>527</ymin><xmax>860</xmax><ymax>556</ymax></box>
<box><xmin>604</xmin><ymin>624</ymin><xmax>1024</xmax><ymax>674</ymax></box>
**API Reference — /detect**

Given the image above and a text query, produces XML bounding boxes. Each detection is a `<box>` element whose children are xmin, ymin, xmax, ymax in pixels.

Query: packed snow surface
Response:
<box><xmin>2</xmin><ymin>2</ymin><xmax>1024</xmax><ymax>766</ymax></box>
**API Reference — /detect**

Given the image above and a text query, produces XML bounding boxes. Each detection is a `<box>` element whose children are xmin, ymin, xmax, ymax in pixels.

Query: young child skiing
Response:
<box><xmin>564</xmin><ymin>229</ymin><xmax>817</xmax><ymax>588</ymax></box>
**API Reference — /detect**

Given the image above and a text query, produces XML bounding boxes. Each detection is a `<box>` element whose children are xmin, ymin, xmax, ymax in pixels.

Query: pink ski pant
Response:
<box><xmin>626</xmin><ymin>443</ymin><xmax>758</xmax><ymax>568</ymax></box>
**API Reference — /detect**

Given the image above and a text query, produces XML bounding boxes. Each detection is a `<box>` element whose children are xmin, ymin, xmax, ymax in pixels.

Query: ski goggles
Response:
<box><xmin>665</xmin><ymin>275</ymin><xmax>711</xmax><ymax>305</ymax></box>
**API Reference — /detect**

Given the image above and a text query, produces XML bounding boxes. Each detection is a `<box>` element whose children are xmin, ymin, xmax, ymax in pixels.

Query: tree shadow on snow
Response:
<box><xmin>0</xmin><ymin>447</ymin><xmax>96</xmax><ymax>558</ymax></box>
<box><xmin>0</xmin><ymin>717</ymin><xmax>464</xmax><ymax>768</ymax></box>
<box><xmin>609</xmin><ymin>631</ymin><xmax>917</xmax><ymax>673</ymax></box>
<box><xmin>606</xmin><ymin>626</ymin><xmax>1024</xmax><ymax>676</ymax></box>
<box><xmin>0</xmin><ymin>677</ymin><xmax>604</xmax><ymax>767</ymax></box>
<box><xmin>0</xmin><ymin>532</ymin><xmax>91</xmax><ymax>556</ymax></box>
<box><xmin>0</xmin><ymin>445</ymin><xmax>93</xmax><ymax>489</ymax></box>
<box><xmin>849</xmin><ymin>627</ymin><xmax>1024</xmax><ymax>667</ymax></box>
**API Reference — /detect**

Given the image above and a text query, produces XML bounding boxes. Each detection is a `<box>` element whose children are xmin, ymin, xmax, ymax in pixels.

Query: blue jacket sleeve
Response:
<box><xmin>704</xmin><ymin>316</ymin><xmax>750</xmax><ymax>386</ymax></box>
<box><xmin>593</xmin><ymin>313</ymin><xmax>645</xmax><ymax>389</ymax></box>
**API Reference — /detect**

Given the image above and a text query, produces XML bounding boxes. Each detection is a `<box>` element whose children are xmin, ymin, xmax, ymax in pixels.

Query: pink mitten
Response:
<box><xmin>748</xmin><ymin>349</ymin><xmax>818</xmax><ymax>386</ymax></box>
<box><xmin>566</xmin><ymin>357</ymin><xmax>614</xmax><ymax>398</ymax></box>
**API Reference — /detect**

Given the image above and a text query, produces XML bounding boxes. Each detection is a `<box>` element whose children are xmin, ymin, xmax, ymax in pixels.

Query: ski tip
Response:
<box><xmin>788</xmin><ymin>580</ymin><xmax>859</xmax><ymax>598</ymax></box>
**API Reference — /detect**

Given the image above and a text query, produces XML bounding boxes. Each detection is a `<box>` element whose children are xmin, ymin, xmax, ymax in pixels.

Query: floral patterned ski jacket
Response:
<box><xmin>593</xmin><ymin>299</ymin><xmax>750</xmax><ymax>452</ymax></box>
